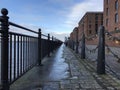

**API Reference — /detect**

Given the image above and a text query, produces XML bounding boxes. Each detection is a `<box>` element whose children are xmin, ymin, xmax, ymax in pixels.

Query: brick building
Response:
<box><xmin>78</xmin><ymin>12</ymin><xmax>103</xmax><ymax>41</ymax></box>
<box><xmin>104</xmin><ymin>0</ymin><xmax>120</xmax><ymax>37</ymax></box>
<box><xmin>69</xmin><ymin>0</ymin><xmax>120</xmax><ymax>47</ymax></box>
<box><xmin>104</xmin><ymin>0</ymin><xmax>120</xmax><ymax>31</ymax></box>
<box><xmin>70</xmin><ymin>32</ymin><xmax>73</xmax><ymax>40</ymax></box>
<box><xmin>70</xmin><ymin>27</ymin><xmax>78</xmax><ymax>42</ymax></box>
<box><xmin>103</xmin><ymin>0</ymin><xmax>120</xmax><ymax>46</ymax></box>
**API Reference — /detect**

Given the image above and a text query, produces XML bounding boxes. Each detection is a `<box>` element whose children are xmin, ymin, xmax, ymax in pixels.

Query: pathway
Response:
<box><xmin>10</xmin><ymin>44</ymin><xmax>120</xmax><ymax>90</ymax></box>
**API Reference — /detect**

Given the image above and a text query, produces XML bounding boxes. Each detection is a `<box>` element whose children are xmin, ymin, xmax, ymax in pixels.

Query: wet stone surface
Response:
<box><xmin>10</xmin><ymin>44</ymin><xmax>120</xmax><ymax>90</ymax></box>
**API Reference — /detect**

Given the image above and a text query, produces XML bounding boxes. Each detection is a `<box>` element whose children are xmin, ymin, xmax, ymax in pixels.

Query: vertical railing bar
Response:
<box><xmin>35</xmin><ymin>39</ymin><xmax>37</xmax><ymax>64</ymax></box>
<box><xmin>27</xmin><ymin>37</ymin><xmax>29</xmax><ymax>70</ymax></box>
<box><xmin>32</xmin><ymin>38</ymin><xmax>34</xmax><ymax>66</ymax></box>
<box><xmin>20</xmin><ymin>36</ymin><xmax>23</xmax><ymax>75</ymax></box>
<box><xmin>36</xmin><ymin>39</ymin><xmax>38</xmax><ymax>64</ymax></box>
<box><xmin>23</xmin><ymin>36</ymin><xmax>25</xmax><ymax>73</ymax></box>
<box><xmin>9</xmin><ymin>34</ymin><xmax>12</xmax><ymax>83</ymax></box>
<box><xmin>17</xmin><ymin>35</ymin><xmax>19</xmax><ymax>77</ymax></box>
<box><xmin>14</xmin><ymin>35</ymin><xmax>16</xmax><ymax>80</ymax></box>
<box><xmin>31</xmin><ymin>38</ymin><xmax>33</xmax><ymax>66</ymax></box>
<box><xmin>28</xmin><ymin>37</ymin><xmax>30</xmax><ymax>69</ymax></box>
<box><xmin>32</xmin><ymin>38</ymin><xmax>34</xmax><ymax>65</ymax></box>
<box><xmin>21</xmin><ymin>36</ymin><xmax>23</xmax><ymax>73</ymax></box>
<box><xmin>29</xmin><ymin>37</ymin><xmax>31</xmax><ymax>68</ymax></box>
<box><xmin>26</xmin><ymin>36</ymin><xmax>27</xmax><ymax>71</ymax></box>
<box><xmin>36</xmin><ymin>38</ymin><xmax>38</xmax><ymax>65</ymax></box>
<box><xmin>34</xmin><ymin>39</ymin><xmax>35</xmax><ymax>65</ymax></box>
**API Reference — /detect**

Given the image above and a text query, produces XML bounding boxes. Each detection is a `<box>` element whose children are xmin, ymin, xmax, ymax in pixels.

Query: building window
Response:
<box><xmin>106</xmin><ymin>18</ymin><xmax>108</xmax><ymax>26</ymax></box>
<box><xmin>115</xmin><ymin>13</ymin><xmax>118</xmax><ymax>23</ymax></box>
<box><xmin>89</xmin><ymin>20</ymin><xmax>91</xmax><ymax>23</ymax></box>
<box><xmin>89</xmin><ymin>30</ymin><xmax>92</xmax><ymax>34</ymax></box>
<box><xmin>101</xmin><ymin>15</ymin><xmax>103</xmax><ymax>25</ymax></box>
<box><xmin>115</xmin><ymin>27</ymin><xmax>119</xmax><ymax>31</ymax></box>
<box><xmin>89</xmin><ymin>24</ymin><xmax>91</xmax><ymax>28</ymax></box>
<box><xmin>95</xmin><ymin>14</ymin><xmax>98</xmax><ymax>20</ymax></box>
<box><xmin>115</xmin><ymin>0</ymin><xmax>118</xmax><ymax>11</ymax></box>
<box><xmin>106</xmin><ymin>0</ymin><xmax>109</xmax><ymax>4</ymax></box>
<box><xmin>101</xmin><ymin>20</ymin><xmax>103</xmax><ymax>25</ymax></box>
<box><xmin>95</xmin><ymin>24</ymin><xmax>98</xmax><ymax>34</ymax></box>
<box><xmin>106</xmin><ymin>8</ymin><xmax>109</xmax><ymax>16</ymax></box>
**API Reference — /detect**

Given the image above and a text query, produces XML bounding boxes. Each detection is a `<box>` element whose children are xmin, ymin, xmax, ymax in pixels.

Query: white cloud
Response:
<box><xmin>65</xmin><ymin>0</ymin><xmax>103</xmax><ymax>28</ymax></box>
<box><xmin>49</xmin><ymin>32</ymin><xmax>69</xmax><ymax>41</ymax></box>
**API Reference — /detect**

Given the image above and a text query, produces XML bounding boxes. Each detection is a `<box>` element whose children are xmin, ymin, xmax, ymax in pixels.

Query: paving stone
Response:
<box><xmin>106</xmin><ymin>87</ymin><xmax>115</xmax><ymax>90</ymax></box>
<box><xmin>42</xmin><ymin>82</ymin><xmax>60</xmax><ymax>90</ymax></box>
<box><xmin>10</xmin><ymin>45</ymin><xmax>120</xmax><ymax>90</ymax></box>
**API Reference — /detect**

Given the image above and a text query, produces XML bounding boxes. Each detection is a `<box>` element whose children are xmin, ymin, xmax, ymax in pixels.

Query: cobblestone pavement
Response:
<box><xmin>84</xmin><ymin>45</ymin><xmax>120</xmax><ymax>79</ymax></box>
<box><xmin>10</xmin><ymin>45</ymin><xmax>120</xmax><ymax>90</ymax></box>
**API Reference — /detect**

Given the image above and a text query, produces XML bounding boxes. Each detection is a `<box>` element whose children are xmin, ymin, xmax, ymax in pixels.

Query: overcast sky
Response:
<box><xmin>0</xmin><ymin>0</ymin><xmax>103</xmax><ymax>41</ymax></box>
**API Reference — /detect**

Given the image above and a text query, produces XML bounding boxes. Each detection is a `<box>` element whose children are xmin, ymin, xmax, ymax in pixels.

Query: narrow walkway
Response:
<box><xmin>10</xmin><ymin>44</ymin><xmax>120</xmax><ymax>90</ymax></box>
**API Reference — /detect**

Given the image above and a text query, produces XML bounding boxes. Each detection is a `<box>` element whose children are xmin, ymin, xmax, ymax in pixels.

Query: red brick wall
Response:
<box><xmin>78</xmin><ymin>12</ymin><xmax>103</xmax><ymax>42</ymax></box>
<box><xmin>86</xmin><ymin>36</ymin><xmax>120</xmax><ymax>47</ymax></box>
<box><xmin>104</xmin><ymin>0</ymin><xmax>120</xmax><ymax>37</ymax></box>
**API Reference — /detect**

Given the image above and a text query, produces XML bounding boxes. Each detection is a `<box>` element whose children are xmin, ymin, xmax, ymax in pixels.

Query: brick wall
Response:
<box><xmin>104</xmin><ymin>0</ymin><xmax>120</xmax><ymax>37</ymax></box>
<box><xmin>78</xmin><ymin>12</ymin><xmax>103</xmax><ymax>41</ymax></box>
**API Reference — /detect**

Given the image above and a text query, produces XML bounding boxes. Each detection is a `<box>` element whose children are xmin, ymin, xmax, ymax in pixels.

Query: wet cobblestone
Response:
<box><xmin>10</xmin><ymin>45</ymin><xmax>120</xmax><ymax>90</ymax></box>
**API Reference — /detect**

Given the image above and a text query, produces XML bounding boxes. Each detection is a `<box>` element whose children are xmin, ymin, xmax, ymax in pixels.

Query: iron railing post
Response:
<box><xmin>38</xmin><ymin>28</ymin><xmax>42</xmax><ymax>65</ymax></box>
<box><xmin>97</xmin><ymin>25</ymin><xmax>105</xmax><ymax>74</ymax></box>
<box><xmin>81</xmin><ymin>33</ymin><xmax>85</xmax><ymax>59</ymax></box>
<box><xmin>52</xmin><ymin>36</ymin><xmax>54</xmax><ymax>52</ymax></box>
<box><xmin>1</xmin><ymin>8</ymin><xmax>9</xmax><ymax>90</ymax></box>
<box><xmin>48</xmin><ymin>34</ymin><xmax>50</xmax><ymax>57</ymax></box>
<box><xmin>52</xmin><ymin>36</ymin><xmax>53</xmax><ymax>41</ymax></box>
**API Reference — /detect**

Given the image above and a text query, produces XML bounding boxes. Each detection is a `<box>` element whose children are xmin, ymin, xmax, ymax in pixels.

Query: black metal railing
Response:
<box><xmin>0</xmin><ymin>8</ymin><xmax>62</xmax><ymax>90</ymax></box>
<box><xmin>8</xmin><ymin>30</ymin><xmax>39</xmax><ymax>84</ymax></box>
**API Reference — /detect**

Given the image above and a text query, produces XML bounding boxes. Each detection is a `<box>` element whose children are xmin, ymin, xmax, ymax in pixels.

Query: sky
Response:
<box><xmin>0</xmin><ymin>0</ymin><xmax>103</xmax><ymax>41</ymax></box>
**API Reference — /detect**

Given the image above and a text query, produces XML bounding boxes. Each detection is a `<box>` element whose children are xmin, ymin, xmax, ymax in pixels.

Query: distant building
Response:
<box><xmin>103</xmin><ymin>0</ymin><xmax>120</xmax><ymax>37</ymax></box>
<box><xmin>103</xmin><ymin>0</ymin><xmax>120</xmax><ymax>47</ymax></box>
<box><xmin>78</xmin><ymin>12</ymin><xmax>103</xmax><ymax>40</ymax></box>
<box><xmin>70</xmin><ymin>32</ymin><xmax>73</xmax><ymax>41</ymax></box>
<box><xmin>70</xmin><ymin>27</ymin><xmax>78</xmax><ymax>42</ymax></box>
<box><xmin>104</xmin><ymin>0</ymin><xmax>120</xmax><ymax>31</ymax></box>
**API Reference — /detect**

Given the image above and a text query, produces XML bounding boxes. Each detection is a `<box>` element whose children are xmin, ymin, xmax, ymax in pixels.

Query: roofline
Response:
<box><xmin>78</xmin><ymin>11</ymin><xmax>103</xmax><ymax>24</ymax></box>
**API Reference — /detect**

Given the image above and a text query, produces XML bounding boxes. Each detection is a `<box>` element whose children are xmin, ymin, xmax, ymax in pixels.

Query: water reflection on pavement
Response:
<box><xmin>10</xmin><ymin>44</ymin><xmax>70</xmax><ymax>90</ymax></box>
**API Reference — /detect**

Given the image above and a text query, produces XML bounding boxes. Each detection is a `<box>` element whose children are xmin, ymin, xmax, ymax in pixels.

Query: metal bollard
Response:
<box><xmin>97</xmin><ymin>25</ymin><xmax>105</xmax><ymax>74</ymax></box>
<box><xmin>48</xmin><ymin>34</ymin><xmax>50</xmax><ymax>57</ymax></box>
<box><xmin>38</xmin><ymin>28</ymin><xmax>42</xmax><ymax>65</ymax></box>
<box><xmin>81</xmin><ymin>33</ymin><xmax>85</xmax><ymax>59</ymax></box>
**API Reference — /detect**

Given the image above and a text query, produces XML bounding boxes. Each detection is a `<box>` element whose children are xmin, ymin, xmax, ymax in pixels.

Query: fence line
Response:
<box><xmin>67</xmin><ymin>25</ymin><xmax>120</xmax><ymax>76</ymax></box>
<box><xmin>0</xmin><ymin>8</ymin><xmax>62</xmax><ymax>90</ymax></box>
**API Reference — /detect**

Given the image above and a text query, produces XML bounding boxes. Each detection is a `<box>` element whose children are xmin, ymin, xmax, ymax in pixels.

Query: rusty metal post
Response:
<box><xmin>97</xmin><ymin>25</ymin><xmax>105</xmax><ymax>74</ymax></box>
<box><xmin>1</xmin><ymin>8</ymin><xmax>9</xmax><ymax>90</ymax></box>
<box><xmin>38</xmin><ymin>28</ymin><xmax>42</xmax><ymax>65</ymax></box>
<box><xmin>81</xmin><ymin>33</ymin><xmax>85</xmax><ymax>59</ymax></box>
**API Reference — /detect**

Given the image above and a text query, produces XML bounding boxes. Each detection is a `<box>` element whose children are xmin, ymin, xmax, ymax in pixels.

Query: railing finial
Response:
<box><xmin>1</xmin><ymin>8</ymin><xmax>8</xmax><ymax>16</ymax></box>
<box><xmin>39</xmin><ymin>28</ymin><xmax>41</xmax><ymax>32</ymax></box>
